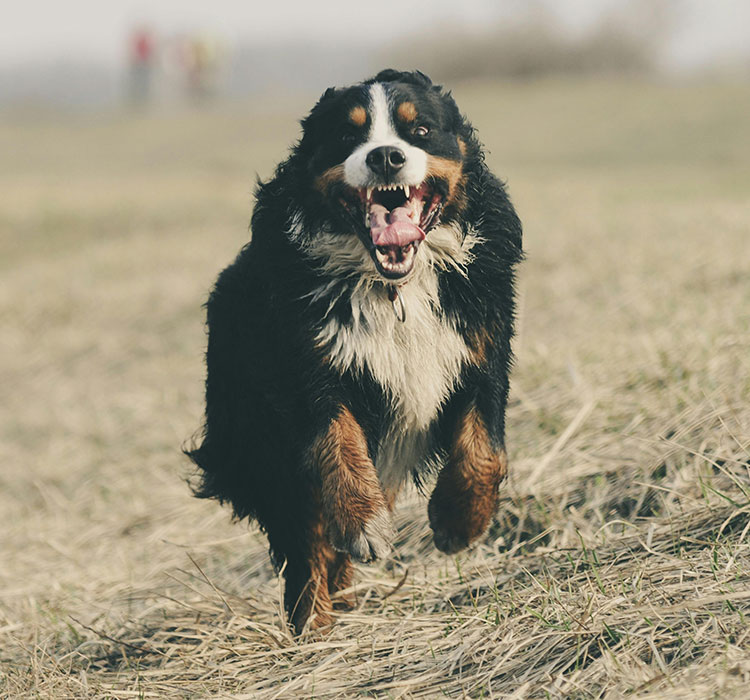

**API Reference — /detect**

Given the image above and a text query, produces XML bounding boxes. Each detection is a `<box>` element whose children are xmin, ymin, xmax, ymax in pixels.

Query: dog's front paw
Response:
<box><xmin>428</xmin><ymin>497</ymin><xmax>472</xmax><ymax>554</ymax></box>
<box><xmin>430</xmin><ymin>517</ymin><xmax>470</xmax><ymax>555</ymax></box>
<box><xmin>329</xmin><ymin>508</ymin><xmax>393</xmax><ymax>563</ymax></box>
<box><xmin>428</xmin><ymin>482</ymin><xmax>499</xmax><ymax>555</ymax></box>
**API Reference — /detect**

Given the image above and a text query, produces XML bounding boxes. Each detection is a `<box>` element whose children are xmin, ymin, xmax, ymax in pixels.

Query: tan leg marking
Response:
<box><xmin>328</xmin><ymin>553</ymin><xmax>355</xmax><ymax>611</ymax></box>
<box><xmin>312</xmin><ymin>407</ymin><xmax>392</xmax><ymax>562</ymax></box>
<box><xmin>288</xmin><ymin>509</ymin><xmax>335</xmax><ymax>634</ymax></box>
<box><xmin>428</xmin><ymin>405</ymin><xmax>507</xmax><ymax>554</ymax></box>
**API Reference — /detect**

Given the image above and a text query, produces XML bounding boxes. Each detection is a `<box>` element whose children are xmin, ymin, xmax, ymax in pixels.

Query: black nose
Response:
<box><xmin>365</xmin><ymin>146</ymin><xmax>406</xmax><ymax>179</ymax></box>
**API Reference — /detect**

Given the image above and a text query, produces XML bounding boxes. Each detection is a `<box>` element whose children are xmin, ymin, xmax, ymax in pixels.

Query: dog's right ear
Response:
<box><xmin>306</xmin><ymin>87</ymin><xmax>341</xmax><ymax>122</ymax></box>
<box><xmin>299</xmin><ymin>86</ymin><xmax>341</xmax><ymax>146</ymax></box>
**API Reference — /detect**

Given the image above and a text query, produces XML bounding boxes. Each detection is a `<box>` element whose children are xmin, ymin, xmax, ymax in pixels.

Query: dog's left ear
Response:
<box><xmin>411</xmin><ymin>70</ymin><xmax>433</xmax><ymax>87</ymax></box>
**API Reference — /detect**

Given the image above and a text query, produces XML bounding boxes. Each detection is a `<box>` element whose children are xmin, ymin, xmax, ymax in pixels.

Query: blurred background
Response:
<box><xmin>1</xmin><ymin>0</ymin><xmax>749</xmax><ymax>108</ymax></box>
<box><xmin>2</xmin><ymin>2</ymin><xmax>749</xmax><ymax>695</ymax></box>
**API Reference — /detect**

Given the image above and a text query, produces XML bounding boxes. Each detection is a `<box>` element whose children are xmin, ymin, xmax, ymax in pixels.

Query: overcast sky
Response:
<box><xmin>3</xmin><ymin>0</ymin><xmax>749</xmax><ymax>70</ymax></box>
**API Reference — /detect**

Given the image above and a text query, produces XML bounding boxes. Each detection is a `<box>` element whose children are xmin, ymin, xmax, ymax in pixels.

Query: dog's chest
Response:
<box><xmin>317</xmin><ymin>274</ymin><xmax>469</xmax><ymax>486</ymax></box>
<box><xmin>319</xmin><ymin>277</ymin><xmax>468</xmax><ymax>428</ymax></box>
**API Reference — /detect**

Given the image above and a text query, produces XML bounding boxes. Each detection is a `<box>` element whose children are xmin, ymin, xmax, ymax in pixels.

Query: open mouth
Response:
<box><xmin>340</xmin><ymin>182</ymin><xmax>444</xmax><ymax>279</ymax></box>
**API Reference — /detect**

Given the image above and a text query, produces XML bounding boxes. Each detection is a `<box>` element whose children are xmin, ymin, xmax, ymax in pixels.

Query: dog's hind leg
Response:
<box><xmin>283</xmin><ymin>508</ymin><xmax>337</xmax><ymax>634</ymax></box>
<box><xmin>328</xmin><ymin>552</ymin><xmax>355</xmax><ymax>610</ymax></box>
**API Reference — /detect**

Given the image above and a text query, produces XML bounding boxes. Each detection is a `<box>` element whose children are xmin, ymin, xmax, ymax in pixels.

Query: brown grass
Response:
<box><xmin>1</xmin><ymin>79</ymin><xmax>749</xmax><ymax>698</ymax></box>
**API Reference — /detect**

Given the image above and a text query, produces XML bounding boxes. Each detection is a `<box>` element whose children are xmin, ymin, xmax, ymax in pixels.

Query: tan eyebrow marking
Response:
<box><xmin>349</xmin><ymin>106</ymin><xmax>367</xmax><ymax>126</ymax></box>
<box><xmin>397</xmin><ymin>101</ymin><xmax>417</xmax><ymax>123</ymax></box>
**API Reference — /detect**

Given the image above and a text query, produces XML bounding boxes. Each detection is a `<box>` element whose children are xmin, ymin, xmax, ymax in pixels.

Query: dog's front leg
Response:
<box><xmin>312</xmin><ymin>406</ymin><xmax>392</xmax><ymax>562</ymax></box>
<box><xmin>428</xmin><ymin>402</ymin><xmax>508</xmax><ymax>554</ymax></box>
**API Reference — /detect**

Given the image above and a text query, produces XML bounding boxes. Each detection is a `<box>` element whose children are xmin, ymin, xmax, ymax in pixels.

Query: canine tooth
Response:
<box><xmin>366</xmin><ymin>187</ymin><xmax>373</xmax><ymax>200</ymax></box>
<box><xmin>404</xmin><ymin>185</ymin><xmax>410</xmax><ymax>197</ymax></box>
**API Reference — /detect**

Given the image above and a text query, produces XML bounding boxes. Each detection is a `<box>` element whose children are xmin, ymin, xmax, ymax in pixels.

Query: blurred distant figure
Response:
<box><xmin>128</xmin><ymin>26</ymin><xmax>156</xmax><ymax>105</ymax></box>
<box><xmin>183</xmin><ymin>35</ymin><xmax>221</xmax><ymax>103</ymax></box>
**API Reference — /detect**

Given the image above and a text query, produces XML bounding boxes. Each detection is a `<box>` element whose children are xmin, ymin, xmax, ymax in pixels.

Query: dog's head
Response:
<box><xmin>294</xmin><ymin>69</ymin><xmax>474</xmax><ymax>281</ymax></box>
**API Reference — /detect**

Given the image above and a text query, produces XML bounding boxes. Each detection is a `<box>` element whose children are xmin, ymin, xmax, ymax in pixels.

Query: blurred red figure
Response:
<box><xmin>128</xmin><ymin>26</ymin><xmax>156</xmax><ymax>105</ymax></box>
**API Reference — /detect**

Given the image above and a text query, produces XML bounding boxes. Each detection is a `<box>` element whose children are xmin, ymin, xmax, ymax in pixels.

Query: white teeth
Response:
<box><xmin>368</xmin><ymin>184</ymin><xmax>412</xmax><ymax>195</ymax></box>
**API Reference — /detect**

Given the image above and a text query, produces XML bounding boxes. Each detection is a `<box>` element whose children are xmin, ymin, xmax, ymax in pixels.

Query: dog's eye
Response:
<box><xmin>414</xmin><ymin>125</ymin><xmax>430</xmax><ymax>138</ymax></box>
<box><xmin>341</xmin><ymin>130</ymin><xmax>358</xmax><ymax>143</ymax></box>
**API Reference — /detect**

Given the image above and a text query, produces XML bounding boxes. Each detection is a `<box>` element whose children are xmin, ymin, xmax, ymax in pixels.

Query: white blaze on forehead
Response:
<box><xmin>343</xmin><ymin>83</ymin><xmax>427</xmax><ymax>188</ymax></box>
<box><xmin>368</xmin><ymin>82</ymin><xmax>394</xmax><ymax>144</ymax></box>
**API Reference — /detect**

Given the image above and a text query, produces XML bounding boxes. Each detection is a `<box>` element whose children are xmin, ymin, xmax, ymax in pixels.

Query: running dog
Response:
<box><xmin>186</xmin><ymin>69</ymin><xmax>523</xmax><ymax>632</ymax></box>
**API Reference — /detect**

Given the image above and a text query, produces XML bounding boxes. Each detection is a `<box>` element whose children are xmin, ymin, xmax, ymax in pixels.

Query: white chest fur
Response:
<box><xmin>316</xmin><ymin>263</ymin><xmax>470</xmax><ymax>489</ymax></box>
<box><xmin>319</xmin><ymin>276</ymin><xmax>468</xmax><ymax>429</ymax></box>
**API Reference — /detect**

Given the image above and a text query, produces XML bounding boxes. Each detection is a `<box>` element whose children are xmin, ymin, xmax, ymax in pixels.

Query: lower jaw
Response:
<box><xmin>373</xmin><ymin>247</ymin><xmax>418</xmax><ymax>280</ymax></box>
<box><xmin>374</xmin><ymin>264</ymin><xmax>415</xmax><ymax>281</ymax></box>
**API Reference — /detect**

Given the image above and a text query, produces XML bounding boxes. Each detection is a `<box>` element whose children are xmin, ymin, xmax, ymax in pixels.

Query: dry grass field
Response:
<box><xmin>1</xmin><ymin>78</ymin><xmax>749</xmax><ymax>698</ymax></box>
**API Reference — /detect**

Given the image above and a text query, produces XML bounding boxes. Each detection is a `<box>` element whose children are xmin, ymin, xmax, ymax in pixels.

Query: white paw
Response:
<box><xmin>331</xmin><ymin>509</ymin><xmax>393</xmax><ymax>563</ymax></box>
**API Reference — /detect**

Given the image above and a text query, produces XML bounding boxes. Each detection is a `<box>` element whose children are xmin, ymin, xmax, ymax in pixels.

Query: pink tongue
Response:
<box><xmin>370</xmin><ymin>203</ymin><xmax>425</xmax><ymax>247</ymax></box>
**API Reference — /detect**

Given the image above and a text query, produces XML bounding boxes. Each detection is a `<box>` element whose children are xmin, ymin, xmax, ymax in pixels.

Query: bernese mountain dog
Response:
<box><xmin>186</xmin><ymin>69</ymin><xmax>523</xmax><ymax>633</ymax></box>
